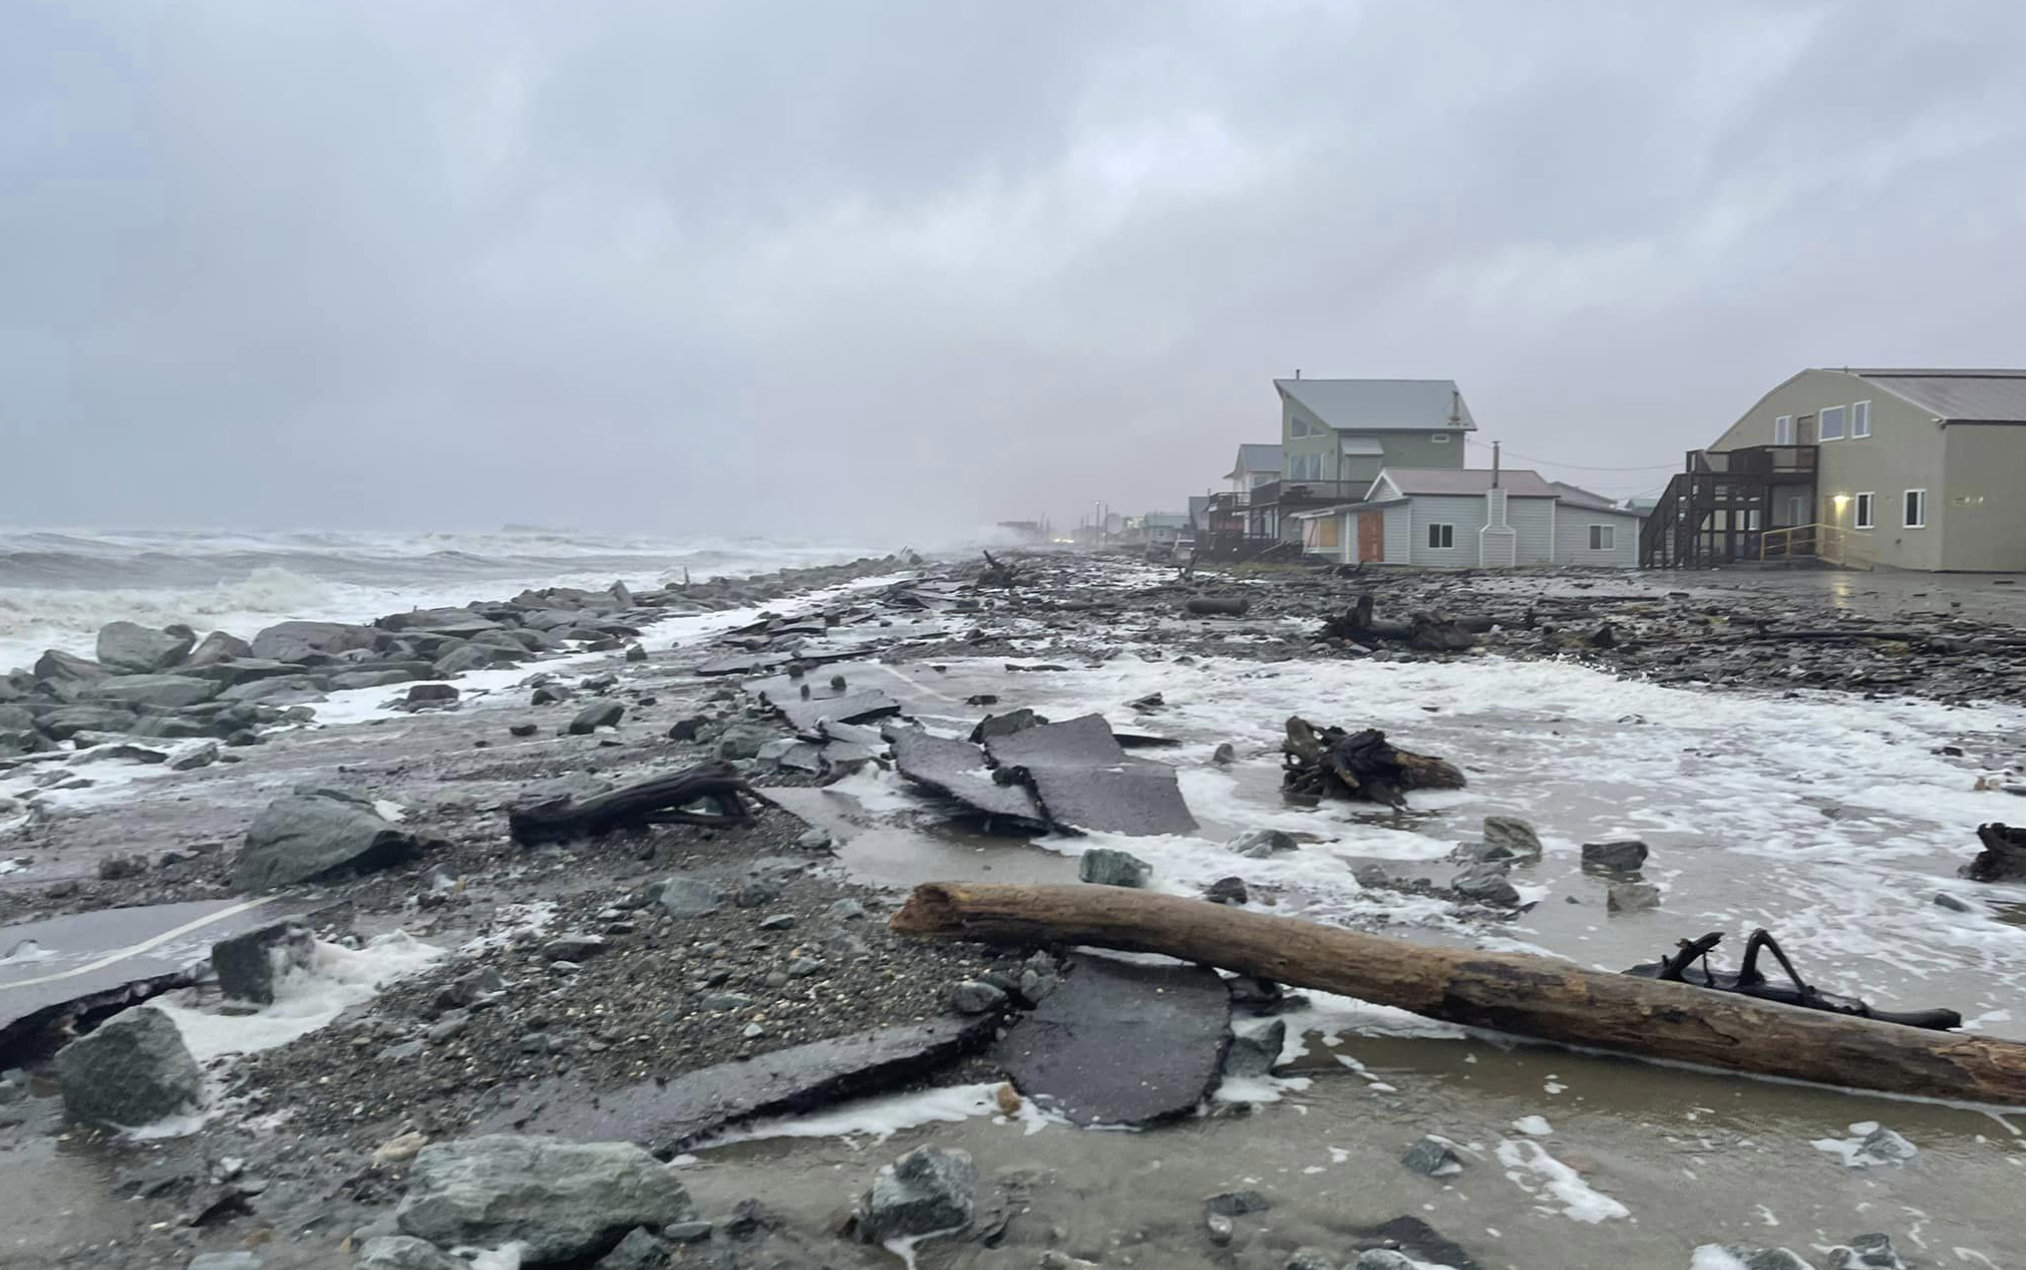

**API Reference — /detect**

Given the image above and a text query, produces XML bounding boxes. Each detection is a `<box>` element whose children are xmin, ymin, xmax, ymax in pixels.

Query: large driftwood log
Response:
<box><xmin>1184</xmin><ymin>596</ymin><xmax>1251</xmax><ymax>617</ymax></box>
<box><xmin>508</xmin><ymin>761</ymin><xmax>755</xmax><ymax>844</ymax></box>
<box><xmin>1283</xmin><ymin>717</ymin><xmax>1464</xmax><ymax>807</ymax></box>
<box><xmin>889</xmin><ymin>882</ymin><xmax>2026</xmax><ymax>1105</ymax></box>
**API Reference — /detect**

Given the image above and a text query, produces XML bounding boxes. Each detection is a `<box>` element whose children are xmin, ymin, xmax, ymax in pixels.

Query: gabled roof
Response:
<box><xmin>1376</xmin><ymin>467</ymin><xmax>1556</xmax><ymax>498</ymax></box>
<box><xmin>1273</xmin><ymin>378</ymin><xmax>1476</xmax><ymax>432</ymax></box>
<box><xmin>1844</xmin><ymin>368</ymin><xmax>2026</xmax><ymax>423</ymax></box>
<box><xmin>1225</xmin><ymin>443</ymin><xmax>1283</xmax><ymax>479</ymax></box>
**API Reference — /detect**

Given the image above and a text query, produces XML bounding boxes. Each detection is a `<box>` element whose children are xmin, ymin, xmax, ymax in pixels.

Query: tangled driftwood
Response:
<box><xmin>508</xmin><ymin>761</ymin><xmax>755</xmax><ymax>844</ymax></box>
<box><xmin>1281</xmin><ymin>717</ymin><xmax>1464</xmax><ymax>808</ymax></box>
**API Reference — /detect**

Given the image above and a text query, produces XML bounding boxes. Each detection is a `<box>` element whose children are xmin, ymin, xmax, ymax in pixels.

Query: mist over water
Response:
<box><xmin>0</xmin><ymin>525</ymin><xmax>905</xmax><ymax>673</ymax></box>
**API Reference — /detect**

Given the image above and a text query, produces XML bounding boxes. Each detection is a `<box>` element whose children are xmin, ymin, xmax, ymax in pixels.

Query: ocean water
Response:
<box><xmin>0</xmin><ymin>526</ymin><xmax>894</xmax><ymax>675</ymax></box>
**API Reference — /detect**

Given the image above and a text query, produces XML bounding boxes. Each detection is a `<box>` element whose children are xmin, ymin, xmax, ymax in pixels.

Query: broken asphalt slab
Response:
<box><xmin>992</xmin><ymin>954</ymin><xmax>1230</xmax><ymax>1126</ymax></box>
<box><xmin>476</xmin><ymin>1013</ymin><xmax>999</xmax><ymax>1155</ymax></box>
<box><xmin>1</xmin><ymin>897</ymin><xmax>301</xmax><ymax>1055</ymax></box>
<box><xmin>982</xmin><ymin>714</ymin><xmax>1198</xmax><ymax>836</ymax></box>
<box><xmin>886</xmin><ymin>725</ymin><xmax>1048</xmax><ymax>827</ymax></box>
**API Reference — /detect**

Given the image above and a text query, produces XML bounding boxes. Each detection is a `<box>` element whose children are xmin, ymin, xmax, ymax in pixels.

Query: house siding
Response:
<box><xmin>1941</xmin><ymin>425</ymin><xmax>2026</xmax><ymax>570</ymax></box>
<box><xmin>1507</xmin><ymin>496</ymin><xmax>1555</xmax><ymax>564</ymax></box>
<box><xmin>1278</xmin><ymin>390</ymin><xmax>1468</xmax><ymax>485</ymax></box>
<box><xmin>1382</xmin><ymin>504</ymin><xmax>1410</xmax><ymax>563</ymax></box>
<box><xmin>1554</xmin><ymin>507</ymin><xmax>1641</xmax><ymax>567</ymax></box>
<box><xmin>1407</xmin><ymin>495</ymin><xmax>1487</xmax><ymax>565</ymax></box>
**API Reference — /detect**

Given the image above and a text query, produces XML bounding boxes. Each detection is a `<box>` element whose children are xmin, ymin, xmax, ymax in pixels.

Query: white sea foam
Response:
<box><xmin>1495</xmin><ymin>1136</ymin><xmax>1630</xmax><ymax>1222</ymax></box>
<box><xmin>716</xmin><ymin>1082</ymin><xmax>1062</xmax><ymax>1145</ymax></box>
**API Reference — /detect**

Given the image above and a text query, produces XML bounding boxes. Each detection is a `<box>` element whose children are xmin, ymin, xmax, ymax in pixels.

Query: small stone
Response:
<box><xmin>735</xmin><ymin>878</ymin><xmax>782</xmax><ymax>907</ymax></box>
<box><xmin>1400</xmin><ymin>1134</ymin><xmax>1464</xmax><ymax>1177</ymax></box>
<box><xmin>795</xmin><ymin>827</ymin><xmax>835</xmax><ymax>853</ymax></box>
<box><xmin>704</xmin><ymin>993</ymin><xmax>756</xmax><ymax>1012</ymax></box>
<box><xmin>1826</xmin><ymin>1233</ymin><xmax>1909</xmax><ymax>1270</ymax></box>
<box><xmin>786</xmin><ymin>956</ymin><xmax>824</xmax><ymax>978</ymax></box>
<box><xmin>650</xmin><ymin>876</ymin><xmax>723</xmax><ymax>918</ymax></box>
<box><xmin>1934</xmin><ymin>892</ymin><xmax>1972</xmax><ymax>913</ymax></box>
<box><xmin>1228</xmin><ymin>828</ymin><xmax>1298</xmax><ymax>858</ymax></box>
<box><xmin>826</xmin><ymin>898</ymin><xmax>867</xmax><ymax>922</ymax></box>
<box><xmin>1204</xmin><ymin>1189</ymin><xmax>1271</xmax><ymax>1216</ymax></box>
<box><xmin>1853</xmin><ymin>1126</ymin><xmax>1917</xmax><ymax>1166</ymax></box>
<box><xmin>168</xmin><ymin>740</ymin><xmax>221</xmax><ymax>771</ymax></box>
<box><xmin>1078</xmin><ymin>847</ymin><xmax>1151</xmax><ymax>888</ymax></box>
<box><xmin>1483</xmin><ymin>814</ymin><xmax>1543</xmax><ymax>857</ymax></box>
<box><xmin>1211</xmin><ymin>742</ymin><xmax>1236</xmax><ymax>765</ymax></box>
<box><xmin>741</xmin><ymin>1022</ymin><xmax>765</xmax><ymax>1039</ymax></box>
<box><xmin>1286</xmin><ymin>1250</ymin><xmax>1337</xmax><ymax>1270</ymax></box>
<box><xmin>1606</xmin><ymin>881</ymin><xmax>1662</xmax><ymax>913</ymax></box>
<box><xmin>1016</xmin><ymin>968</ymin><xmax>1059</xmax><ymax>1004</ymax></box>
<box><xmin>374</xmin><ymin>1132</ymin><xmax>429</xmax><ymax>1165</ymax></box>
<box><xmin>543</xmin><ymin>934</ymin><xmax>608</xmax><ymax>961</ymax></box>
<box><xmin>1350</xmin><ymin>1253</ymin><xmax>1418</xmax><ymax>1270</ymax></box>
<box><xmin>188</xmin><ymin>1253</ymin><xmax>264</xmax><ymax>1270</ymax></box>
<box><xmin>1222</xmin><ymin>1020</ymin><xmax>1286</xmax><ymax>1078</ymax></box>
<box><xmin>624</xmin><ymin>644</ymin><xmax>647</xmax><ymax>663</ymax></box>
<box><xmin>1450</xmin><ymin>863</ymin><xmax>1521</xmax><ymax>907</ymax></box>
<box><xmin>757</xmin><ymin>913</ymin><xmax>796</xmax><ymax>931</ymax></box>
<box><xmin>717</xmin><ymin>725</ymin><xmax>774</xmax><ymax>760</ymax></box>
<box><xmin>948</xmin><ymin>980</ymin><xmax>1009</xmax><ymax>1015</ymax></box>
<box><xmin>509</xmin><ymin>723</ymin><xmax>538</xmax><ymax>738</ymax></box>
<box><xmin>1581</xmin><ymin>839</ymin><xmax>1649</xmax><ymax>872</ymax></box>
<box><xmin>1204</xmin><ymin>876</ymin><xmax>1248</xmax><ymax>905</ymax></box>
<box><xmin>1204</xmin><ymin>1213</ymin><xmax>1235</xmax><ymax>1246</ymax></box>
<box><xmin>860</xmin><ymin>1147</ymin><xmax>977</xmax><ymax>1242</ymax></box>
<box><xmin>98</xmin><ymin>853</ymin><xmax>148</xmax><ymax>880</ymax></box>
<box><xmin>407</xmin><ymin>683</ymin><xmax>458</xmax><ymax>705</ymax></box>
<box><xmin>568</xmin><ymin>701</ymin><xmax>625</xmax><ymax>734</ymax></box>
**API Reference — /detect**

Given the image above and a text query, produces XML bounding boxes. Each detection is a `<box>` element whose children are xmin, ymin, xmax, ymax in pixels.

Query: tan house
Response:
<box><xmin>1649</xmin><ymin>368</ymin><xmax>2026</xmax><ymax>571</ymax></box>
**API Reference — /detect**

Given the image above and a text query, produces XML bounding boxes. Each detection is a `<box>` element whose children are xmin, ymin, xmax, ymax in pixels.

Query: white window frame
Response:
<box><xmin>1774</xmin><ymin>414</ymin><xmax>1795</xmax><ymax>445</ymax></box>
<box><xmin>1588</xmin><ymin>524</ymin><xmax>1615</xmax><ymax>550</ymax></box>
<box><xmin>1427</xmin><ymin>522</ymin><xmax>1455</xmax><ymax>549</ymax></box>
<box><xmin>1431</xmin><ymin>433</ymin><xmax>1451</xmax><ymax>444</ymax></box>
<box><xmin>1851</xmin><ymin>400</ymin><xmax>1871</xmax><ymax>438</ymax></box>
<box><xmin>1819</xmin><ymin>404</ymin><xmax>1846</xmax><ymax>441</ymax></box>
<box><xmin>1290</xmin><ymin>416</ymin><xmax>1311</xmax><ymax>438</ymax></box>
<box><xmin>1903</xmin><ymin>489</ymin><xmax>1927</xmax><ymax>529</ymax></box>
<box><xmin>1854</xmin><ymin>492</ymin><xmax>1875</xmax><ymax>530</ymax></box>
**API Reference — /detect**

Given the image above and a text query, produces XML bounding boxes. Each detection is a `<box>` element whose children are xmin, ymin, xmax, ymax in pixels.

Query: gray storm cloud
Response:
<box><xmin>4</xmin><ymin>0</ymin><xmax>2024</xmax><ymax>537</ymax></box>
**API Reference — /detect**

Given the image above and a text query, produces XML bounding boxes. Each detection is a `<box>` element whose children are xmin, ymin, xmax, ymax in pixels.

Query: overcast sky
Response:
<box><xmin>5</xmin><ymin>1</ymin><xmax>2025</xmax><ymax>540</ymax></box>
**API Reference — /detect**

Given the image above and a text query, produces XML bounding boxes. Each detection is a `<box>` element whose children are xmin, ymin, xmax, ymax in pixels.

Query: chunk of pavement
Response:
<box><xmin>569</xmin><ymin>701</ymin><xmax>625</xmax><ymax>735</ymax></box>
<box><xmin>1826</xmin><ymin>1233</ymin><xmax>1910</xmax><ymax>1270</ymax></box>
<box><xmin>354</xmin><ymin>1236</ymin><xmax>465</xmax><ymax>1270</ymax></box>
<box><xmin>1353</xmin><ymin>1216</ymin><xmax>1476</xmax><ymax>1269</ymax></box>
<box><xmin>1078</xmin><ymin>847</ymin><xmax>1151</xmax><ymax>888</ymax></box>
<box><xmin>1852</xmin><ymin>1126</ymin><xmax>1918</xmax><ymax>1166</ymax></box>
<box><xmin>594</xmin><ymin>1227</ymin><xmax>669</xmax><ymax>1269</ymax></box>
<box><xmin>982</xmin><ymin>713</ymin><xmax>1198</xmax><ymax>836</ymax></box>
<box><xmin>648</xmin><ymin>876</ymin><xmax>723</xmax><ymax>918</ymax></box>
<box><xmin>1450</xmin><ymin>863</ymin><xmax>1521</xmax><ymax>907</ymax></box>
<box><xmin>394</xmin><ymin>1135</ymin><xmax>696</xmax><ymax>1264</ymax></box>
<box><xmin>884</xmin><ymin>725</ymin><xmax>1046</xmax><ymax>826</ymax></box>
<box><xmin>235</xmin><ymin>789</ymin><xmax>426</xmax><ymax>890</ymax></box>
<box><xmin>1286</xmin><ymin>1250</ymin><xmax>1338</xmax><ymax>1270</ymax></box>
<box><xmin>1400</xmin><ymin>1135</ymin><xmax>1465</xmax><ymax>1177</ymax></box>
<box><xmin>1481</xmin><ymin>815</ymin><xmax>1543</xmax><ymax>859</ymax></box>
<box><xmin>1606</xmin><ymin>881</ymin><xmax>1662</xmax><ymax>913</ymax></box>
<box><xmin>1204</xmin><ymin>1190</ymin><xmax>1271</xmax><ymax>1216</ymax></box>
<box><xmin>1581</xmin><ymin>839</ymin><xmax>1648</xmax><ymax>872</ymax></box>
<box><xmin>1228</xmin><ymin>828</ymin><xmax>1298</xmax><ymax>858</ymax></box>
<box><xmin>188</xmin><ymin>1254</ymin><xmax>264</xmax><ymax>1270</ymax></box>
<box><xmin>1222</xmin><ymin>1020</ymin><xmax>1285</xmax><ymax>1079</ymax></box>
<box><xmin>774</xmin><ymin>689</ymin><xmax>902</xmax><ymax>734</ymax></box>
<box><xmin>947</xmin><ymin>980</ymin><xmax>1009</xmax><ymax>1015</ymax></box>
<box><xmin>478</xmin><ymin>1016</ymin><xmax>999</xmax><ymax>1155</ymax></box>
<box><xmin>992</xmin><ymin>953</ymin><xmax>1230</xmax><ymax>1126</ymax></box>
<box><xmin>1205</xmin><ymin>876</ymin><xmax>1249</xmax><ymax>905</ymax></box>
<box><xmin>54</xmin><ymin>1005</ymin><xmax>204</xmax><ymax>1127</ymax></box>
<box><xmin>859</xmin><ymin>1146</ymin><xmax>977</xmax><ymax>1242</ymax></box>
<box><xmin>97</xmin><ymin>621</ymin><xmax>195</xmax><ymax>673</ymax></box>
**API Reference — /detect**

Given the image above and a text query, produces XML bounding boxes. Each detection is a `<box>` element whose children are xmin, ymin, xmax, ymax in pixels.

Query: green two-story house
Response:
<box><xmin>1254</xmin><ymin>377</ymin><xmax>1476</xmax><ymax>540</ymax></box>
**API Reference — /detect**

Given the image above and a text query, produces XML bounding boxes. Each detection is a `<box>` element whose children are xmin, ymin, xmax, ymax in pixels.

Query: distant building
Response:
<box><xmin>1647</xmin><ymin>368</ymin><xmax>2026</xmax><ymax>570</ymax></box>
<box><xmin>1291</xmin><ymin>467</ymin><xmax>1644</xmax><ymax>568</ymax></box>
<box><xmin>1250</xmin><ymin>378</ymin><xmax>1474</xmax><ymax>541</ymax></box>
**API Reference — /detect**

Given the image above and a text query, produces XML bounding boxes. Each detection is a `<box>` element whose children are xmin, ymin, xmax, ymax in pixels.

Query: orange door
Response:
<box><xmin>1357</xmin><ymin>512</ymin><xmax>1384</xmax><ymax>562</ymax></box>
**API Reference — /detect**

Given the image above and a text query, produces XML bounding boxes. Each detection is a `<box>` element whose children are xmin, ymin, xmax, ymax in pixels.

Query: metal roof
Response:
<box><xmin>1549</xmin><ymin>480</ymin><xmax>1618</xmax><ymax>510</ymax></box>
<box><xmin>1273</xmin><ymin>378</ymin><xmax>1476</xmax><ymax>432</ymax></box>
<box><xmin>1377</xmin><ymin>467</ymin><xmax>1557</xmax><ymax>498</ymax></box>
<box><xmin>1846</xmin><ymin>369</ymin><xmax>2026</xmax><ymax>423</ymax></box>
<box><xmin>1224</xmin><ymin>443</ymin><xmax>1283</xmax><ymax>479</ymax></box>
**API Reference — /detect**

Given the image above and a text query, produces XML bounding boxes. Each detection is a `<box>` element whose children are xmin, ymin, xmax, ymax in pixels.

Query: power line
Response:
<box><xmin>1464</xmin><ymin>436</ymin><xmax>1679</xmax><ymax>472</ymax></box>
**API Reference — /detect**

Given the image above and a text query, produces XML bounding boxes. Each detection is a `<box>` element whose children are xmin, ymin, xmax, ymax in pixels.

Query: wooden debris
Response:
<box><xmin>508</xmin><ymin>761</ymin><xmax>755</xmax><ymax>844</ymax></box>
<box><xmin>1282</xmin><ymin>717</ymin><xmax>1463</xmax><ymax>807</ymax></box>
<box><xmin>979</xmin><ymin>550</ymin><xmax>1022</xmax><ymax>589</ymax></box>
<box><xmin>1319</xmin><ymin>596</ymin><xmax>1479</xmax><ymax>651</ymax></box>
<box><xmin>1963</xmin><ymin>822</ymin><xmax>2026</xmax><ymax>883</ymax></box>
<box><xmin>1184</xmin><ymin>596</ymin><xmax>1251</xmax><ymax>617</ymax></box>
<box><xmin>890</xmin><ymin>882</ymin><xmax>2026</xmax><ymax>1106</ymax></box>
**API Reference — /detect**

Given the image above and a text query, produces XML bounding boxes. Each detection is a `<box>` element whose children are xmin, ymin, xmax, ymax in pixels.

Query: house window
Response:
<box><xmin>1588</xmin><ymin>524</ymin><xmax>1615</xmax><ymax>550</ymax></box>
<box><xmin>1427</xmin><ymin>523</ymin><xmax>1455</xmax><ymax>549</ymax></box>
<box><xmin>1820</xmin><ymin>405</ymin><xmax>1846</xmax><ymax>441</ymax></box>
<box><xmin>1774</xmin><ymin>415</ymin><xmax>1795</xmax><ymax>445</ymax></box>
<box><xmin>1903</xmin><ymin>489</ymin><xmax>1927</xmax><ymax>528</ymax></box>
<box><xmin>1290</xmin><ymin>416</ymin><xmax>1311</xmax><ymax>438</ymax></box>
<box><xmin>1854</xmin><ymin>492</ymin><xmax>1874</xmax><ymax>529</ymax></box>
<box><xmin>1431</xmin><ymin>433</ymin><xmax>1451</xmax><ymax>444</ymax></box>
<box><xmin>1851</xmin><ymin>400</ymin><xmax>1871</xmax><ymax>438</ymax></box>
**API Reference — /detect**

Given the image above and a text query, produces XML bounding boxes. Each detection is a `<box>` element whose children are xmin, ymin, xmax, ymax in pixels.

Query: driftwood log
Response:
<box><xmin>979</xmin><ymin>550</ymin><xmax>1021</xmax><ymax>589</ymax></box>
<box><xmin>1963</xmin><ymin>822</ymin><xmax>2026</xmax><ymax>883</ymax></box>
<box><xmin>508</xmin><ymin>761</ymin><xmax>755</xmax><ymax>845</ymax></box>
<box><xmin>1184</xmin><ymin>596</ymin><xmax>1251</xmax><ymax>617</ymax></box>
<box><xmin>1320</xmin><ymin>598</ymin><xmax>1481</xmax><ymax>652</ymax></box>
<box><xmin>890</xmin><ymin>882</ymin><xmax>2026</xmax><ymax>1105</ymax></box>
<box><xmin>1283</xmin><ymin>717</ymin><xmax>1464</xmax><ymax>807</ymax></box>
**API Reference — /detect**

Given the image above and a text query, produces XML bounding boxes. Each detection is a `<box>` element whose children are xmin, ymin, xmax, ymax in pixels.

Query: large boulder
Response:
<box><xmin>235</xmin><ymin>789</ymin><xmax>427</xmax><ymax>890</ymax></box>
<box><xmin>354</xmin><ymin>1237</ymin><xmax>464</xmax><ymax>1270</ymax></box>
<box><xmin>184</xmin><ymin>629</ymin><xmax>255</xmax><ymax>667</ymax></box>
<box><xmin>36</xmin><ymin>704</ymin><xmax>141</xmax><ymax>740</ymax></box>
<box><xmin>96</xmin><ymin>621</ymin><xmax>195</xmax><ymax>673</ymax></box>
<box><xmin>859</xmin><ymin>1147</ymin><xmax>977</xmax><ymax>1242</ymax></box>
<box><xmin>34</xmin><ymin>649</ymin><xmax>109</xmax><ymax>683</ymax></box>
<box><xmin>394</xmin><ymin>1135</ymin><xmax>696</xmax><ymax>1264</ymax></box>
<box><xmin>249</xmin><ymin>620</ymin><xmax>380</xmax><ymax>664</ymax></box>
<box><xmin>80</xmin><ymin>674</ymin><xmax>225</xmax><ymax>710</ymax></box>
<box><xmin>53</xmin><ymin>1006</ymin><xmax>203</xmax><ymax>1127</ymax></box>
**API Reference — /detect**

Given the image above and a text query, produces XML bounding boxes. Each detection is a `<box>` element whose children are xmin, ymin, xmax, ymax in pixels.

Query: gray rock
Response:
<box><xmin>1229</xmin><ymin>828</ymin><xmax>1299</xmax><ymax>858</ymax></box>
<box><xmin>735</xmin><ymin>878</ymin><xmax>782</xmax><ymax>907</ymax></box>
<box><xmin>1450</xmin><ymin>863</ymin><xmax>1521</xmax><ymax>907</ymax></box>
<box><xmin>1286</xmin><ymin>1250</ymin><xmax>1337</xmax><ymax>1270</ymax></box>
<box><xmin>1204</xmin><ymin>1189</ymin><xmax>1271</xmax><ymax>1216</ymax></box>
<box><xmin>1223</xmin><ymin>1020</ymin><xmax>1285</xmax><ymax>1078</ymax></box>
<box><xmin>1078</xmin><ymin>847</ymin><xmax>1151</xmax><ymax>888</ymax></box>
<box><xmin>569</xmin><ymin>701</ymin><xmax>625</xmax><ymax>734</ymax></box>
<box><xmin>717</xmin><ymin>725</ymin><xmax>774</xmax><ymax>760</ymax></box>
<box><xmin>1826</xmin><ymin>1233</ymin><xmax>1909</xmax><ymax>1269</ymax></box>
<box><xmin>184</xmin><ymin>630</ymin><xmax>254</xmax><ymax>667</ymax></box>
<box><xmin>169</xmin><ymin>740</ymin><xmax>221</xmax><ymax>771</ymax></box>
<box><xmin>826</xmin><ymin>898</ymin><xmax>867</xmax><ymax>922</ymax></box>
<box><xmin>1204</xmin><ymin>876</ymin><xmax>1249</xmax><ymax>905</ymax></box>
<box><xmin>1934</xmin><ymin>892</ymin><xmax>1972</xmax><ymax>913</ymax></box>
<box><xmin>1350</xmin><ymin>1253</ymin><xmax>1418</xmax><ymax>1270</ymax></box>
<box><xmin>330</xmin><ymin>668</ymin><xmax>426</xmax><ymax>691</ymax></box>
<box><xmin>594</xmin><ymin>1226</ymin><xmax>668</xmax><ymax>1269</ymax></box>
<box><xmin>947</xmin><ymin>980</ymin><xmax>1009</xmax><ymax>1015</ymax></box>
<box><xmin>795</xmin><ymin>827</ymin><xmax>835</xmax><ymax>853</ymax></box>
<box><xmin>1581</xmin><ymin>839</ymin><xmax>1649</xmax><ymax>872</ymax></box>
<box><xmin>1721</xmin><ymin>1249</ymin><xmax>1813</xmax><ymax>1270</ymax></box>
<box><xmin>54</xmin><ymin>1006</ymin><xmax>203</xmax><ymax>1127</ymax></box>
<box><xmin>860</xmin><ymin>1146</ymin><xmax>976</xmax><ymax>1242</ymax></box>
<box><xmin>544</xmin><ymin>934</ymin><xmax>609</xmax><ymax>961</ymax></box>
<box><xmin>394</xmin><ymin>1135</ymin><xmax>697</xmax><ymax>1264</ymax></box>
<box><xmin>354</xmin><ymin>1236</ymin><xmax>463</xmax><ymax>1270</ymax></box>
<box><xmin>1400</xmin><ymin>1134</ymin><xmax>1464</xmax><ymax>1176</ymax></box>
<box><xmin>34</xmin><ymin>704</ymin><xmax>138</xmax><ymax>740</ymax></box>
<box><xmin>1606</xmin><ymin>881</ymin><xmax>1662</xmax><ymax>913</ymax></box>
<box><xmin>757</xmin><ymin>913</ymin><xmax>795</xmax><ymax>931</ymax></box>
<box><xmin>1204</xmin><ymin>1213</ymin><xmax>1235</xmax><ymax>1246</ymax></box>
<box><xmin>97</xmin><ymin>621</ymin><xmax>194</xmax><ymax>673</ymax></box>
<box><xmin>249</xmin><ymin>620</ymin><xmax>379</xmax><ymax>663</ymax></box>
<box><xmin>407</xmin><ymin>683</ymin><xmax>460</xmax><ymax>705</ymax></box>
<box><xmin>1482</xmin><ymin>815</ymin><xmax>1541</xmax><ymax>858</ymax></box>
<box><xmin>1852</xmin><ymin>1126</ymin><xmax>1917</xmax><ymax>1166</ymax></box>
<box><xmin>664</xmin><ymin>1221</ymin><xmax>712</xmax><ymax>1244</ymax></box>
<box><xmin>704</xmin><ymin>992</ymin><xmax>756</xmax><ymax>1012</ymax></box>
<box><xmin>235</xmin><ymin>789</ymin><xmax>426</xmax><ymax>890</ymax></box>
<box><xmin>188</xmin><ymin>1254</ymin><xmax>263</xmax><ymax>1270</ymax></box>
<box><xmin>35</xmin><ymin>649</ymin><xmax>110</xmax><ymax>682</ymax></box>
<box><xmin>80</xmin><ymin>674</ymin><xmax>224</xmax><ymax>710</ymax></box>
<box><xmin>98</xmin><ymin>853</ymin><xmax>149</xmax><ymax>879</ymax></box>
<box><xmin>1212</xmin><ymin>742</ymin><xmax>1236</xmax><ymax>765</ymax></box>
